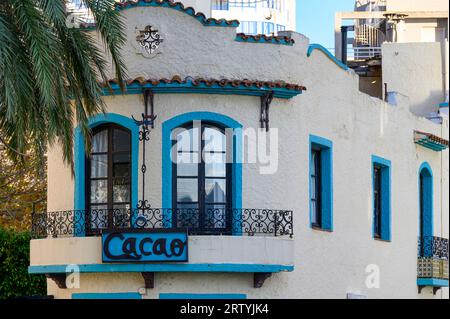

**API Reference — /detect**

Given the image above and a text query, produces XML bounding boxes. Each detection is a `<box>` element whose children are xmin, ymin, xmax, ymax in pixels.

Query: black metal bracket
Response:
<box><xmin>260</xmin><ymin>91</ymin><xmax>274</xmax><ymax>131</ymax></box>
<box><xmin>142</xmin><ymin>272</ymin><xmax>155</xmax><ymax>289</ymax></box>
<box><xmin>132</xmin><ymin>89</ymin><xmax>157</xmax><ymax>210</ymax></box>
<box><xmin>418</xmin><ymin>285</ymin><xmax>442</xmax><ymax>295</ymax></box>
<box><xmin>254</xmin><ymin>272</ymin><xmax>272</xmax><ymax>288</ymax></box>
<box><xmin>46</xmin><ymin>274</ymin><xmax>66</xmax><ymax>289</ymax></box>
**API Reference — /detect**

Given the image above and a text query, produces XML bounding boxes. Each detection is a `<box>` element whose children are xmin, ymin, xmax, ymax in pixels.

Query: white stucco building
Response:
<box><xmin>335</xmin><ymin>0</ymin><xmax>449</xmax><ymax>115</ymax></box>
<box><xmin>29</xmin><ymin>0</ymin><xmax>449</xmax><ymax>299</ymax></box>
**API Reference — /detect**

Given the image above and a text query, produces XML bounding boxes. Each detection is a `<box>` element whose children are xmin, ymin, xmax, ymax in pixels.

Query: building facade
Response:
<box><xmin>211</xmin><ymin>0</ymin><xmax>296</xmax><ymax>35</ymax></box>
<box><xmin>29</xmin><ymin>0</ymin><xmax>449</xmax><ymax>299</ymax></box>
<box><xmin>334</xmin><ymin>0</ymin><xmax>449</xmax><ymax>115</ymax></box>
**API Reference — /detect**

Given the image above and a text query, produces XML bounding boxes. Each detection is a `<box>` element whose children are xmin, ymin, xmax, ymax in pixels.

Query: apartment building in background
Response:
<box><xmin>334</xmin><ymin>0</ymin><xmax>448</xmax><ymax>118</ymax></box>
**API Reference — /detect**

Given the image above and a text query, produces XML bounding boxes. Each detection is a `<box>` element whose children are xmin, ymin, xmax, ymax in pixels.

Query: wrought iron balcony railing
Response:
<box><xmin>418</xmin><ymin>236</ymin><xmax>449</xmax><ymax>260</ymax></box>
<box><xmin>417</xmin><ymin>236</ymin><xmax>449</xmax><ymax>281</ymax></box>
<box><xmin>31</xmin><ymin>208</ymin><xmax>293</xmax><ymax>239</ymax></box>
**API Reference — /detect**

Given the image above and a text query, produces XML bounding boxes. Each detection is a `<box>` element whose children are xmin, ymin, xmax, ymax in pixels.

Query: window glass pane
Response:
<box><xmin>203</xmin><ymin>127</ymin><xmax>226</xmax><ymax>152</ymax></box>
<box><xmin>311</xmin><ymin>152</ymin><xmax>317</xmax><ymax>175</ymax></box>
<box><xmin>91</xmin><ymin>154</ymin><xmax>108</xmax><ymax>178</ymax></box>
<box><xmin>90</xmin><ymin>179</ymin><xmax>107</xmax><ymax>203</ymax></box>
<box><xmin>92</xmin><ymin>130</ymin><xmax>107</xmax><ymax>153</ymax></box>
<box><xmin>205</xmin><ymin>179</ymin><xmax>226</xmax><ymax>203</ymax></box>
<box><xmin>176</xmin><ymin>152</ymin><xmax>199</xmax><ymax>176</ymax></box>
<box><xmin>113</xmin><ymin>177</ymin><xmax>130</xmax><ymax>203</ymax></box>
<box><xmin>310</xmin><ymin>177</ymin><xmax>317</xmax><ymax>200</ymax></box>
<box><xmin>113</xmin><ymin>129</ymin><xmax>130</xmax><ymax>152</ymax></box>
<box><xmin>176</xmin><ymin>127</ymin><xmax>199</xmax><ymax>152</ymax></box>
<box><xmin>177</xmin><ymin>178</ymin><xmax>198</xmax><ymax>202</ymax></box>
<box><xmin>311</xmin><ymin>201</ymin><xmax>318</xmax><ymax>224</ymax></box>
<box><xmin>205</xmin><ymin>153</ymin><xmax>226</xmax><ymax>177</ymax></box>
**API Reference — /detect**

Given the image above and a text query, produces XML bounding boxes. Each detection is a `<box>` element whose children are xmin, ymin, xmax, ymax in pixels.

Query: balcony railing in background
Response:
<box><xmin>31</xmin><ymin>208</ymin><xmax>293</xmax><ymax>239</ymax></box>
<box><xmin>348</xmin><ymin>47</ymin><xmax>382</xmax><ymax>61</ymax></box>
<box><xmin>417</xmin><ymin>236</ymin><xmax>449</xmax><ymax>281</ymax></box>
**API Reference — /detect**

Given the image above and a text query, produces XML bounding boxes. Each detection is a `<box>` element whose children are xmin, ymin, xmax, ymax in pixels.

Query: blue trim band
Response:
<box><xmin>72</xmin><ymin>292</ymin><xmax>142</xmax><ymax>299</ymax></box>
<box><xmin>307</xmin><ymin>44</ymin><xmax>349</xmax><ymax>71</ymax></box>
<box><xmin>309</xmin><ymin>135</ymin><xmax>333</xmax><ymax>231</ymax></box>
<box><xmin>74</xmin><ymin>113</ymin><xmax>139</xmax><ymax>236</ymax></box>
<box><xmin>371</xmin><ymin>155</ymin><xmax>392</xmax><ymax>241</ymax></box>
<box><xmin>102</xmin><ymin>82</ymin><xmax>303</xmax><ymax>99</ymax></box>
<box><xmin>29</xmin><ymin>263</ymin><xmax>294</xmax><ymax>274</ymax></box>
<box><xmin>417</xmin><ymin>278</ymin><xmax>449</xmax><ymax>287</ymax></box>
<box><xmin>162</xmin><ymin>112</ymin><xmax>242</xmax><ymax>232</ymax></box>
<box><xmin>418</xmin><ymin>162</ymin><xmax>433</xmax><ymax>240</ymax></box>
<box><xmin>115</xmin><ymin>0</ymin><xmax>239</xmax><ymax>27</ymax></box>
<box><xmin>160</xmin><ymin>293</ymin><xmax>247</xmax><ymax>299</ymax></box>
<box><xmin>439</xmin><ymin>102</ymin><xmax>449</xmax><ymax>108</ymax></box>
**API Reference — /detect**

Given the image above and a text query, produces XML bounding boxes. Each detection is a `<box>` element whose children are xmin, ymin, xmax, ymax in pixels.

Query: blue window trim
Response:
<box><xmin>74</xmin><ymin>113</ymin><xmax>139</xmax><ymax>236</ymax></box>
<box><xmin>418</xmin><ymin>162</ymin><xmax>433</xmax><ymax>239</ymax></box>
<box><xmin>72</xmin><ymin>292</ymin><xmax>142</xmax><ymax>299</ymax></box>
<box><xmin>29</xmin><ymin>263</ymin><xmax>294</xmax><ymax>274</ymax></box>
<box><xmin>159</xmin><ymin>293</ymin><xmax>247</xmax><ymax>299</ymax></box>
<box><xmin>371</xmin><ymin>155</ymin><xmax>392</xmax><ymax>241</ymax></box>
<box><xmin>309</xmin><ymin>135</ymin><xmax>333</xmax><ymax>231</ymax></box>
<box><xmin>162</xmin><ymin>112</ymin><xmax>242</xmax><ymax>233</ymax></box>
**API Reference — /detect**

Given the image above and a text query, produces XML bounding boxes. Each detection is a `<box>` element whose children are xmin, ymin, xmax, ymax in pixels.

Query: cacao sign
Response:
<box><xmin>102</xmin><ymin>231</ymin><xmax>188</xmax><ymax>262</ymax></box>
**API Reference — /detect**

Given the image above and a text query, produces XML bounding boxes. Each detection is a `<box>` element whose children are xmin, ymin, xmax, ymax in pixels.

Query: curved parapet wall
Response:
<box><xmin>307</xmin><ymin>43</ymin><xmax>349</xmax><ymax>71</ymax></box>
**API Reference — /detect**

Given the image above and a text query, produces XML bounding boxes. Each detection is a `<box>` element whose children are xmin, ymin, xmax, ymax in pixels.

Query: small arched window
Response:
<box><xmin>419</xmin><ymin>163</ymin><xmax>433</xmax><ymax>256</ymax></box>
<box><xmin>171</xmin><ymin>122</ymin><xmax>231</xmax><ymax>234</ymax></box>
<box><xmin>87</xmin><ymin>124</ymin><xmax>132</xmax><ymax>230</ymax></box>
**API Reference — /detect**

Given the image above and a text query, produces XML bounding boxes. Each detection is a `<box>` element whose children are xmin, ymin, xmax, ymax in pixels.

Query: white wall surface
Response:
<box><xmin>41</xmin><ymin>3</ymin><xmax>449</xmax><ymax>299</ymax></box>
<box><xmin>387</xmin><ymin>0</ymin><xmax>449</xmax><ymax>12</ymax></box>
<box><xmin>382</xmin><ymin>42</ymin><xmax>447</xmax><ymax>116</ymax></box>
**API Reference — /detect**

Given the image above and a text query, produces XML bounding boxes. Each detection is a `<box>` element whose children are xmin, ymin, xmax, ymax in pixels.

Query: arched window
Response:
<box><xmin>171</xmin><ymin>122</ymin><xmax>231</xmax><ymax>234</ymax></box>
<box><xmin>419</xmin><ymin>163</ymin><xmax>433</xmax><ymax>256</ymax></box>
<box><xmin>87</xmin><ymin>124</ymin><xmax>132</xmax><ymax>231</ymax></box>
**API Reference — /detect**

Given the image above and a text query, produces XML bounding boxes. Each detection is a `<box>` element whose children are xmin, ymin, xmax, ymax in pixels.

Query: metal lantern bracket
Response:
<box><xmin>132</xmin><ymin>89</ymin><xmax>157</xmax><ymax>211</ymax></box>
<box><xmin>260</xmin><ymin>91</ymin><xmax>274</xmax><ymax>131</ymax></box>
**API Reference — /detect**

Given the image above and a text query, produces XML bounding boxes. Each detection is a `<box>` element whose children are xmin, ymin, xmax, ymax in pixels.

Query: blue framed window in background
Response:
<box><xmin>229</xmin><ymin>0</ymin><xmax>256</xmax><ymax>8</ymax></box>
<box><xmin>309</xmin><ymin>135</ymin><xmax>333</xmax><ymax>231</ymax></box>
<box><xmin>371</xmin><ymin>155</ymin><xmax>391</xmax><ymax>241</ymax></box>
<box><xmin>238</xmin><ymin>21</ymin><xmax>258</xmax><ymax>34</ymax></box>
<box><xmin>263</xmin><ymin>22</ymin><xmax>275</xmax><ymax>34</ymax></box>
<box><xmin>212</xmin><ymin>0</ymin><xmax>229</xmax><ymax>10</ymax></box>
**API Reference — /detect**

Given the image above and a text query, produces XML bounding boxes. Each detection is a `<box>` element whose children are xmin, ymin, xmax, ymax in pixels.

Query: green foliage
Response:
<box><xmin>0</xmin><ymin>0</ymin><xmax>127</xmax><ymax>168</ymax></box>
<box><xmin>0</xmin><ymin>227</ymin><xmax>46</xmax><ymax>299</ymax></box>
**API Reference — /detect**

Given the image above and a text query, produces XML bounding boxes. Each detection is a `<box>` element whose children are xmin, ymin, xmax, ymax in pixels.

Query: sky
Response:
<box><xmin>296</xmin><ymin>0</ymin><xmax>355</xmax><ymax>49</ymax></box>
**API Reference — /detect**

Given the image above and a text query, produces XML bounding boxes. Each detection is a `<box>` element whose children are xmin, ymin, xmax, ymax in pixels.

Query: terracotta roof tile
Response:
<box><xmin>104</xmin><ymin>76</ymin><xmax>306</xmax><ymax>92</ymax></box>
<box><xmin>236</xmin><ymin>33</ymin><xmax>295</xmax><ymax>45</ymax></box>
<box><xmin>414</xmin><ymin>130</ymin><xmax>449</xmax><ymax>146</ymax></box>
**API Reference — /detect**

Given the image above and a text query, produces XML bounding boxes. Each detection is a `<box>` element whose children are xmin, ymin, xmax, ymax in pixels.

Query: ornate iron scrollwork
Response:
<box><xmin>31</xmin><ymin>208</ymin><xmax>294</xmax><ymax>238</ymax></box>
<box><xmin>136</xmin><ymin>25</ymin><xmax>163</xmax><ymax>56</ymax></box>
